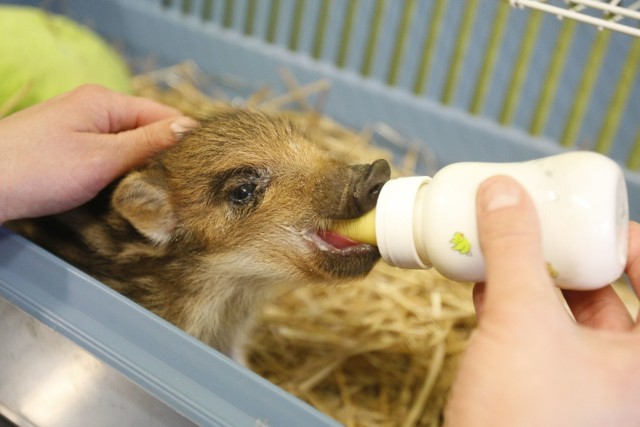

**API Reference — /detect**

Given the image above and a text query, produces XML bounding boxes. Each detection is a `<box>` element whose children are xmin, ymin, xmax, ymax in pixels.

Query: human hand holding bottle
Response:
<box><xmin>445</xmin><ymin>175</ymin><xmax>640</xmax><ymax>427</ymax></box>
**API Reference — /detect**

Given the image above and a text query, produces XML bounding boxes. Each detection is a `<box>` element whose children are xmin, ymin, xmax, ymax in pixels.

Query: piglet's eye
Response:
<box><xmin>229</xmin><ymin>183</ymin><xmax>257</xmax><ymax>204</ymax></box>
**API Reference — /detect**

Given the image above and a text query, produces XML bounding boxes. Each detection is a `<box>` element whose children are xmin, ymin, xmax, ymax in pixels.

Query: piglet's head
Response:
<box><xmin>112</xmin><ymin>108</ymin><xmax>390</xmax><ymax>283</ymax></box>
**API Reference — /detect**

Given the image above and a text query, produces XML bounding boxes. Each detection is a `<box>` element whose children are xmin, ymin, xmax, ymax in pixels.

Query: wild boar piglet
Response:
<box><xmin>9</xmin><ymin>108</ymin><xmax>391</xmax><ymax>358</ymax></box>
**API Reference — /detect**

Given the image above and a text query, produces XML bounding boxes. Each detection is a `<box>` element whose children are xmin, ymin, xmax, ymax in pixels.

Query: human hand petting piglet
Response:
<box><xmin>0</xmin><ymin>84</ymin><xmax>197</xmax><ymax>224</ymax></box>
<box><xmin>445</xmin><ymin>175</ymin><xmax>640</xmax><ymax>427</ymax></box>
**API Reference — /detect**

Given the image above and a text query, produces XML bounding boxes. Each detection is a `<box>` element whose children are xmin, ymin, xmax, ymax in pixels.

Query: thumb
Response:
<box><xmin>476</xmin><ymin>175</ymin><xmax>557</xmax><ymax>311</ymax></box>
<box><xmin>106</xmin><ymin>116</ymin><xmax>199</xmax><ymax>175</ymax></box>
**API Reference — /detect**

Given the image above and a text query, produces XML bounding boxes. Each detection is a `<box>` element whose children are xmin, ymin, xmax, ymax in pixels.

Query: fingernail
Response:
<box><xmin>479</xmin><ymin>176</ymin><xmax>522</xmax><ymax>212</ymax></box>
<box><xmin>170</xmin><ymin>116</ymin><xmax>199</xmax><ymax>137</ymax></box>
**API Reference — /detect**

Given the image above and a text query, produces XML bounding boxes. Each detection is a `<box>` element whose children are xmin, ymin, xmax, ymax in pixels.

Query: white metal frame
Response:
<box><xmin>509</xmin><ymin>0</ymin><xmax>640</xmax><ymax>37</ymax></box>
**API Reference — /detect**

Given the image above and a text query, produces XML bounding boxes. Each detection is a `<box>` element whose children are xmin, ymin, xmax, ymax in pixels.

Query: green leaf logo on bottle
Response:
<box><xmin>546</xmin><ymin>262</ymin><xmax>559</xmax><ymax>279</ymax></box>
<box><xmin>450</xmin><ymin>232</ymin><xmax>472</xmax><ymax>256</ymax></box>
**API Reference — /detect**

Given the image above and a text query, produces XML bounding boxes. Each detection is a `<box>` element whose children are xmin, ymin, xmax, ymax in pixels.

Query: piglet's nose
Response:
<box><xmin>352</xmin><ymin>159</ymin><xmax>391</xmax><ymax>214</ymax></box>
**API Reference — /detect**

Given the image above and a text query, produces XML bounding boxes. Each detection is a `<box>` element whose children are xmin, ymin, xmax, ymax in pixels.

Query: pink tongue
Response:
<box><xmin>318</xmin><ymin>231</ymin><xmax>361</xmax><ymax>249</ymax></box>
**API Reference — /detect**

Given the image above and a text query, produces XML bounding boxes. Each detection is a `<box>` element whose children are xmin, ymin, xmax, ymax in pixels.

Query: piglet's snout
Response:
<box><xmin>351</xmin><ymin>159</ymin><xmax>391</xmax><ymax>215</ymax></box>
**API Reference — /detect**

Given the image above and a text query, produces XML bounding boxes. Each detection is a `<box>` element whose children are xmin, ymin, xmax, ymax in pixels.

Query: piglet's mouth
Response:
<box><xmin>303</xmin><ymin>229</ymin><xmax>380</xmax><ymax>279</ymax></box>
<box><xmin>308</xmin><ymin>230</ymin><xmax>373</xmax><ymax>252</ymax></box>
<box><xmin>318</xmin><ymin>231</ymin><xmax>362</xmax><ymax>250</ymax></box>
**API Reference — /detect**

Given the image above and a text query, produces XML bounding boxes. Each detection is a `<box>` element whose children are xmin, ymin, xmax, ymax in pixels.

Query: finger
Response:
<box><xmin>472</xmin><ymin>282</ymin><xmax>486</xmax><ymax>319</ymax></box>
<box><xmin>98</xmin><ymin>116</ymin><xmax>198</xmax><ymax>177</ymax></box>
<box><xmin>625</xmin><ymin>222</ymin><xmax>640</xmax><ymax>297</ymax></box>
<box><xmin>56</xmin><ymin>85</ymin><xmax>183</xmax><ymax>133</ymax></box>
<box><xmin>106</xmin><ymin>93</ymin><xmax>183</xmax><ymax>132</ymax></box>
<box><xmin>563</xmin><ymin>286</ymin><xmax>635</xmax><ymax>331</ymax></box>
<box><xmin>476</xmin><ymin>176</ymin><xmax>558</xmax><ymax>312</ymax></box>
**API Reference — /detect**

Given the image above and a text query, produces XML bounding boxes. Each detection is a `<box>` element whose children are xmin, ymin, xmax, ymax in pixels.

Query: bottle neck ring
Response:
<box><xmin>376</xmin><ymin>176</ymin><xmax>432</xmax><ymax>269</ymax></box>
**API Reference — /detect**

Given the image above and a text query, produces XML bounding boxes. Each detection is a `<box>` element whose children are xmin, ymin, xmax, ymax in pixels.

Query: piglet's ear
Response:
<box><xmin>112</xmin><ymin>170</ymin><xmax>176</xmax><ymax>246</ymax></box>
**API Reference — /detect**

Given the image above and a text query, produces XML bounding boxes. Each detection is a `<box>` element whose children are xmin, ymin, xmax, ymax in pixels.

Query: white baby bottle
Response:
<box><xmin>333</xmin><ymin>152</ymin><xmax>629</xmax><ymax>290</ymax></box>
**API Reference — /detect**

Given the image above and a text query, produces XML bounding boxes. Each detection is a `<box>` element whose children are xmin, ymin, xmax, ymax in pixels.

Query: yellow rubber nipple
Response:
<box><xmin>330</xmin><ymin>209</ymin><xmax>377</xmax><ymax>246</ymax></box>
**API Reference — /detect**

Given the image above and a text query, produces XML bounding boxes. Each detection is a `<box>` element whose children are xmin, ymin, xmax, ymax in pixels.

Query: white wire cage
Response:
<box><xmin>510</xmin><ymin>0</ymin><xmax>640</xmax><ymax>37</ymax></box>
